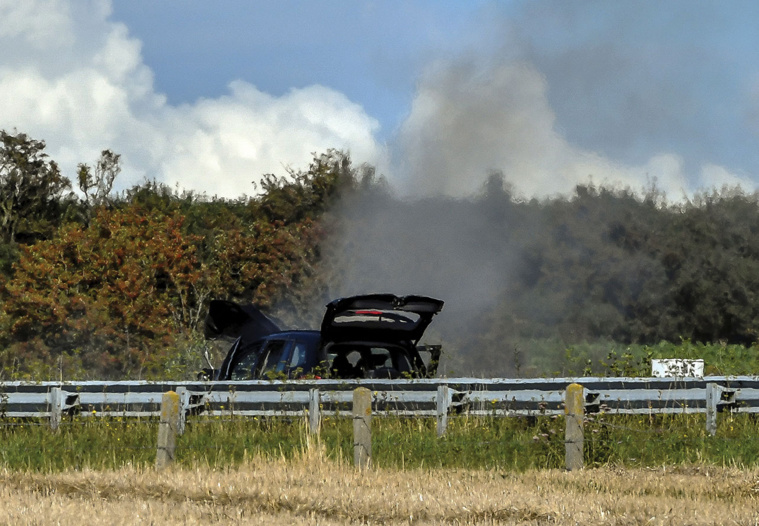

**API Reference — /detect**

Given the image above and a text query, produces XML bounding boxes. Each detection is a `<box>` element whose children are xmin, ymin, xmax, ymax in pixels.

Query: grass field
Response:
<box><xmin>4</xmin><ymin>376</ymin><xmax>759</xmax><ymax>525</ymax></box>
<box><xmin>3</xmin><ymin>413</ymin><xmax>759</xmax><ymax>523</ymax></box>
<box><xmin>4</xmin><ymin>339</ymin><xmax>758</xmax><ymax>523</ymax></box>
<box><xmin>2</xmin><ymin>450</ymin><xmax>759</xmax><ymax>525</ymax></box>
<box><xmin>3</xmin><ymin>412</ymin><xmax>759</xmax><ymax>472</ymax></box>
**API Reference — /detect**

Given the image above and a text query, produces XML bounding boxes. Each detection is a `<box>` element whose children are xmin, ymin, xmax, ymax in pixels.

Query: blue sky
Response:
<box><xmin>112</xmin><ymin>1</ymin><xmax>495</xmax><ymax>138</ymax></box>
<box><xmin>2</xmin><ymin>0</ymin><xmax>759</xmax><ymax>200</ymax></box>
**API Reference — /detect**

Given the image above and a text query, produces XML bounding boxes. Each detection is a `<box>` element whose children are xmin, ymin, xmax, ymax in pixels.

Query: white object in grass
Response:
<box><xmin>651</xmin><ymin>358</ymin><xmax>704</xmax><ymax>378</ymax></box>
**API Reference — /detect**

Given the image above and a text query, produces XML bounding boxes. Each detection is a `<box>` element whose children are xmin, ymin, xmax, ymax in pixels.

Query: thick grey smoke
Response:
<box><xmin>511</xmin><ymin>0</ymin><xmax>759</xmax><ymax>176</ymax></box>
<box><xmin>389</xmin><ymin>1</ymin><xmax>756</xmax><ymax>200</ymax></box>
<box><xmin>391</xmin><ymin>53</ymin><xmax>751</xmax><ymax>201</ymax></box>
<box><xmin>325</xmin><ymin>190</ymin><xmax>512</xmax><ymax>312</ymax></box>
<box><xmin>311</xmin><ymin>173</ymin><xmax>532</xmax><ymax>375</ymax></box>
<box><xmin>314</xmin><ymin>2</ymin><xmax>759</xmax><ymax>374</ymax></box>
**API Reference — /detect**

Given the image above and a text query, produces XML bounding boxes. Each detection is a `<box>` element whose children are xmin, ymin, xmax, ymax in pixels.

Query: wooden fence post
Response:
<box><xmin>353</xmin><ymin>387</ymin><xmax>372</xmax><ymax>470</ymax></box>
<box><xmin>156</xmin><ymin>391</ymin><xmax>180</xmax><ymax>469</ymax></box>
<box><xmin>436</xmin><ymin>385</ymin><xmax>450</xmax><ymax>437</ymax></box>
<box><xmin>564</xmin><ymin>383</ymin><xmax>584</xmax><ymax>471</ymax></box>
<box><xmin>308</xmin><ymin>388</ymin><xmax>320</xmax><ymax>434</ymax></box>
<box><xmin>176</xmin><ymin>386</ymin><xmax>188</xmax><ymax>436</ymax></box>
<box><xmin>706</xmin><ymin>382</ymin><xmax>719</xmax><ymax>436</ymax></box>
<box><xmin>49</xmin><ymin>387</ymin><xmax>63</xmax><ymax>431</ymax></box>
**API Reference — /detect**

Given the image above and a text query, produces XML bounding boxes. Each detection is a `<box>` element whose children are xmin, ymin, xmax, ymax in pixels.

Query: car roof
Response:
<box><xmin>263</xmin><ymin>330</ymin><xmax>320</xmax><ymax>342</ymax></box>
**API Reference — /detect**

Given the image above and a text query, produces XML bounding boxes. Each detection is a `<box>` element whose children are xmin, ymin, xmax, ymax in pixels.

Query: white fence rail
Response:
<box><xmin>0</xmin><ymin>376</ymin><xmax>756</xmax><ymax>435</ymax></box>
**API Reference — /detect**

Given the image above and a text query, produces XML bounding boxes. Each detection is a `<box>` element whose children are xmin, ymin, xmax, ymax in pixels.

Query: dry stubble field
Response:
<box><xmin>2</xmin><ymin>447</ymin><xmax>759</xmax><ymax>526</ymax></box>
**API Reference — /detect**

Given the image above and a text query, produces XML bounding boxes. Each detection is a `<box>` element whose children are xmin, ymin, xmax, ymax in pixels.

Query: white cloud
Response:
<box><xmin>157</xmin><ymin>82</ymin><xmax>382</xmax><ymax>197</ymax></box>
<box><xmin>394</xmin><ymin>57</ymin><xmax>752</xmax><ymax>201</ymax></box>
<box><xmin>0</xmin><ymin>0</ymin><xmax>383</xmax><ymax>198</ymax></box>
<box><xmin>0</xmin><ymin>0</ymin><xmax>74</xmax><ymax>50</ymax></box>
<box><xmin>698</xmin><ymin>163</ymin><xmax>755</xmax><ymax>192</ymax></box>
<box><xmin>2</xmin><ymin>0</ymin><xmax>750</xmax><ymax>203</ymax></box>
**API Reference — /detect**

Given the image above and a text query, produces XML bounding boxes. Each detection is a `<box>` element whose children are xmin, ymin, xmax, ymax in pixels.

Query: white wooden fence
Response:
<box><xmin>3</xmin><ymin>377</ymin><xmax>757</xmax><ymax>471</ymax></box>
<box><xmin>1</xmin><ymin>376</ymin><xmax>755</xmax><ymax>437</ymax></box>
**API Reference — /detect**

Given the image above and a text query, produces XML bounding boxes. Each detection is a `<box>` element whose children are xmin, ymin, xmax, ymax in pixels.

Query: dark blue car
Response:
<box><xmin>203</xmin><ymin>294</ymin><xmax>444</xmax><ymax>380</ymax></box>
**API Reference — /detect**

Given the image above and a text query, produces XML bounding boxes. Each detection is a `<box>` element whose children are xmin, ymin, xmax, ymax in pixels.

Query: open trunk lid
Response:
<box><xmin>320</xmin><ymin>294</ymin><xmax>444</xmax><ymax>344</ymax></box>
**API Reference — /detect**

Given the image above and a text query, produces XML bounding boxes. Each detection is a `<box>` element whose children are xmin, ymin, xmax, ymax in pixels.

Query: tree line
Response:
<box><xmin>0</xmin><ymin>130</ymin><xmax>360</xmax><ymax>379</ymax></box>
<box><xmin>1</xmin><ymin>129</ymin><xmax>758</xmax><ymax>379</ymax></box>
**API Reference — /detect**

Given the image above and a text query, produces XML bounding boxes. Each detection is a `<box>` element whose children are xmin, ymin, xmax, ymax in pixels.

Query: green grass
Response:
<box><xmin>2</xmin><ymin>338</ymin><xmax>758</xmax><ymax>473</ymax></box>
<box><xmin>516</xmin><ymin>338</ymin><xmax>759</xmax><ymax>377</ymax></box>
<box><xmin>3</xmin><ymin>412</ymin><xmax>759</xmax><ymax>472</ymax></box>
<box><xmin>0</xmin><ymin>417</ymin><xmax>157</xmax><ymax>471</ymax></box>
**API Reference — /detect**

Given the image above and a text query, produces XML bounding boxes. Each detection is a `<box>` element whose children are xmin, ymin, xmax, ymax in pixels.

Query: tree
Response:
<box><xmin>254</xmin><ymin>149</ymin><xmax>367</xmax><ymax>224</ymax></box>
<box><xmin>0</xmin><ymin>205</ymin><xmax>207</xmax><ymax>379</ymax></box>
<box><xmin>0</xmin><ymin>130</ymin><xmax>71</xmax><ymax>244</ymax></box>
<box><xmin>77</xmin><ymin>149</ymin><xmax>120</xmax><ymax>226</ymax></box>
<box><xmin>209</xmin><ymin>218</ymin><xmax>322</xmax><ymax>310</ymax></box>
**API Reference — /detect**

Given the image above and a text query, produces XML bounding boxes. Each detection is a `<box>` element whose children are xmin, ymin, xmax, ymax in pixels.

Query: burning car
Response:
<box><xmin>202</xmin><ymin>294</ymin><xmax>444</xmax><ymax>380</ymax></box>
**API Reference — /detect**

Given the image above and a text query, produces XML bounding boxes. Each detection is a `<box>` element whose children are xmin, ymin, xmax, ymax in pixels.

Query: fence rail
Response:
<box><xmin>1</xmin><ymin>376</ymin><xmax>757</xmax><ymax>434</ymax></box>
<box><xmin>3</xmin><ymin>376</ymin><xmax>758</xmax><ymax>471</ymax></box>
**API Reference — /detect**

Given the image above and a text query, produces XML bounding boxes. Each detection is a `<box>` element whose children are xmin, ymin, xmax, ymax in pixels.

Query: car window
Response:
<box><xmin>370</xmin><ymin>348</ymin><xmax>392</xmax><ymax>368</ymax></box>
<box><xmin>326</xmin><ymin>344</ymin><xmax>414</xmax><ymax>379</ymax></box>
<box><xmin>393</xmin><ymin>351</ymin><xmax>412</xmax><ymax>373</ymax></box>
<box><xmin>229</xmin><ymin>343</ymin><xmax>263</xmax><ymax>380</ymax></box>
<box><xmin>256</xmin><ymin>339</ymin><xmax>292</xmax><ymax>378</ymax></box>
<box><xmin>289</xmin><ymin>341</ymin><xmax>309</xmax><ymax>372</ymax></box>
<box><xmin>368</xmin><ymin>347</ymin><xmax>411</xmax><ymax>373</ymax></box>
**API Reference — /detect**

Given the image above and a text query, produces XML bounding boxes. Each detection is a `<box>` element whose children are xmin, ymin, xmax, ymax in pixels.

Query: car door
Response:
<box><xmin>254</xmin><ymin>338</ymin><xmax>294</xmax><ymax>379</ymax></box>
<box><xmin>286</xmin><ymin>340</ymin><xmax>310</xmax><ymax>377</ymax></box>
<box><xmin>226</xmin><ymin>341</ymin><xmax>264</xmax><ymax>380</ymax></box>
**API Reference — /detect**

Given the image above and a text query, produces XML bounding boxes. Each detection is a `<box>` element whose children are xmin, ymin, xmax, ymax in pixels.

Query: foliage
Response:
<box><xmin>0</xmin><ymin>131</ymin><xmax>74</xmax><ymax>280</ymax></box>
<box><xmin>0</xmin><ymin>130</ymin><xmax>72</xmax><ymax>245</ymax></box>
<box><xmin>0</xmin><ymin>139</ymin><xmax>359</xmax><ymax>378</ymax></box>
<box><xmin>2</xmin><ymin>412</ymin><xmax>759</xmax><ymax>472</ymax></box>
<box><xmin>0</xmin><ymin>205</ymin><xmax>206</xmax><ymax>379</ymax></box>
<box><xmin>76</xmin><ymin>149</ymin><xmax>121</xmax><ymax>226</ymax></box>
<box><xmin>6</xmin><ymin>126</ymin><xmax>759</xmax><ymax>379</ymax></box>
<box><xmin>476</xmin><ymin>338</ymin><xmax>759</xmax><ymax>378</ymax></box>
<box><xmin>254</xmin><ymin>149</ymin><xmax>366</xmax><ymax>224</ymax></box>
<box><xmin>438</xmin><ymin>184</ymin><xmax>759</xmax><ymax>375</ymax></box>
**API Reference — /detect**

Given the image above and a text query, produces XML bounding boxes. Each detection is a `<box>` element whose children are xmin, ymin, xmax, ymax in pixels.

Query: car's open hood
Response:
<box><xmin>204</xmin><ymin>300</ymin><xmax>281</xmax><ymax>343</ymax></box>
<box><xmin>320</xmin><ymin>294</ymin><xmax>444</xmax><ymax>344</ymax></box>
